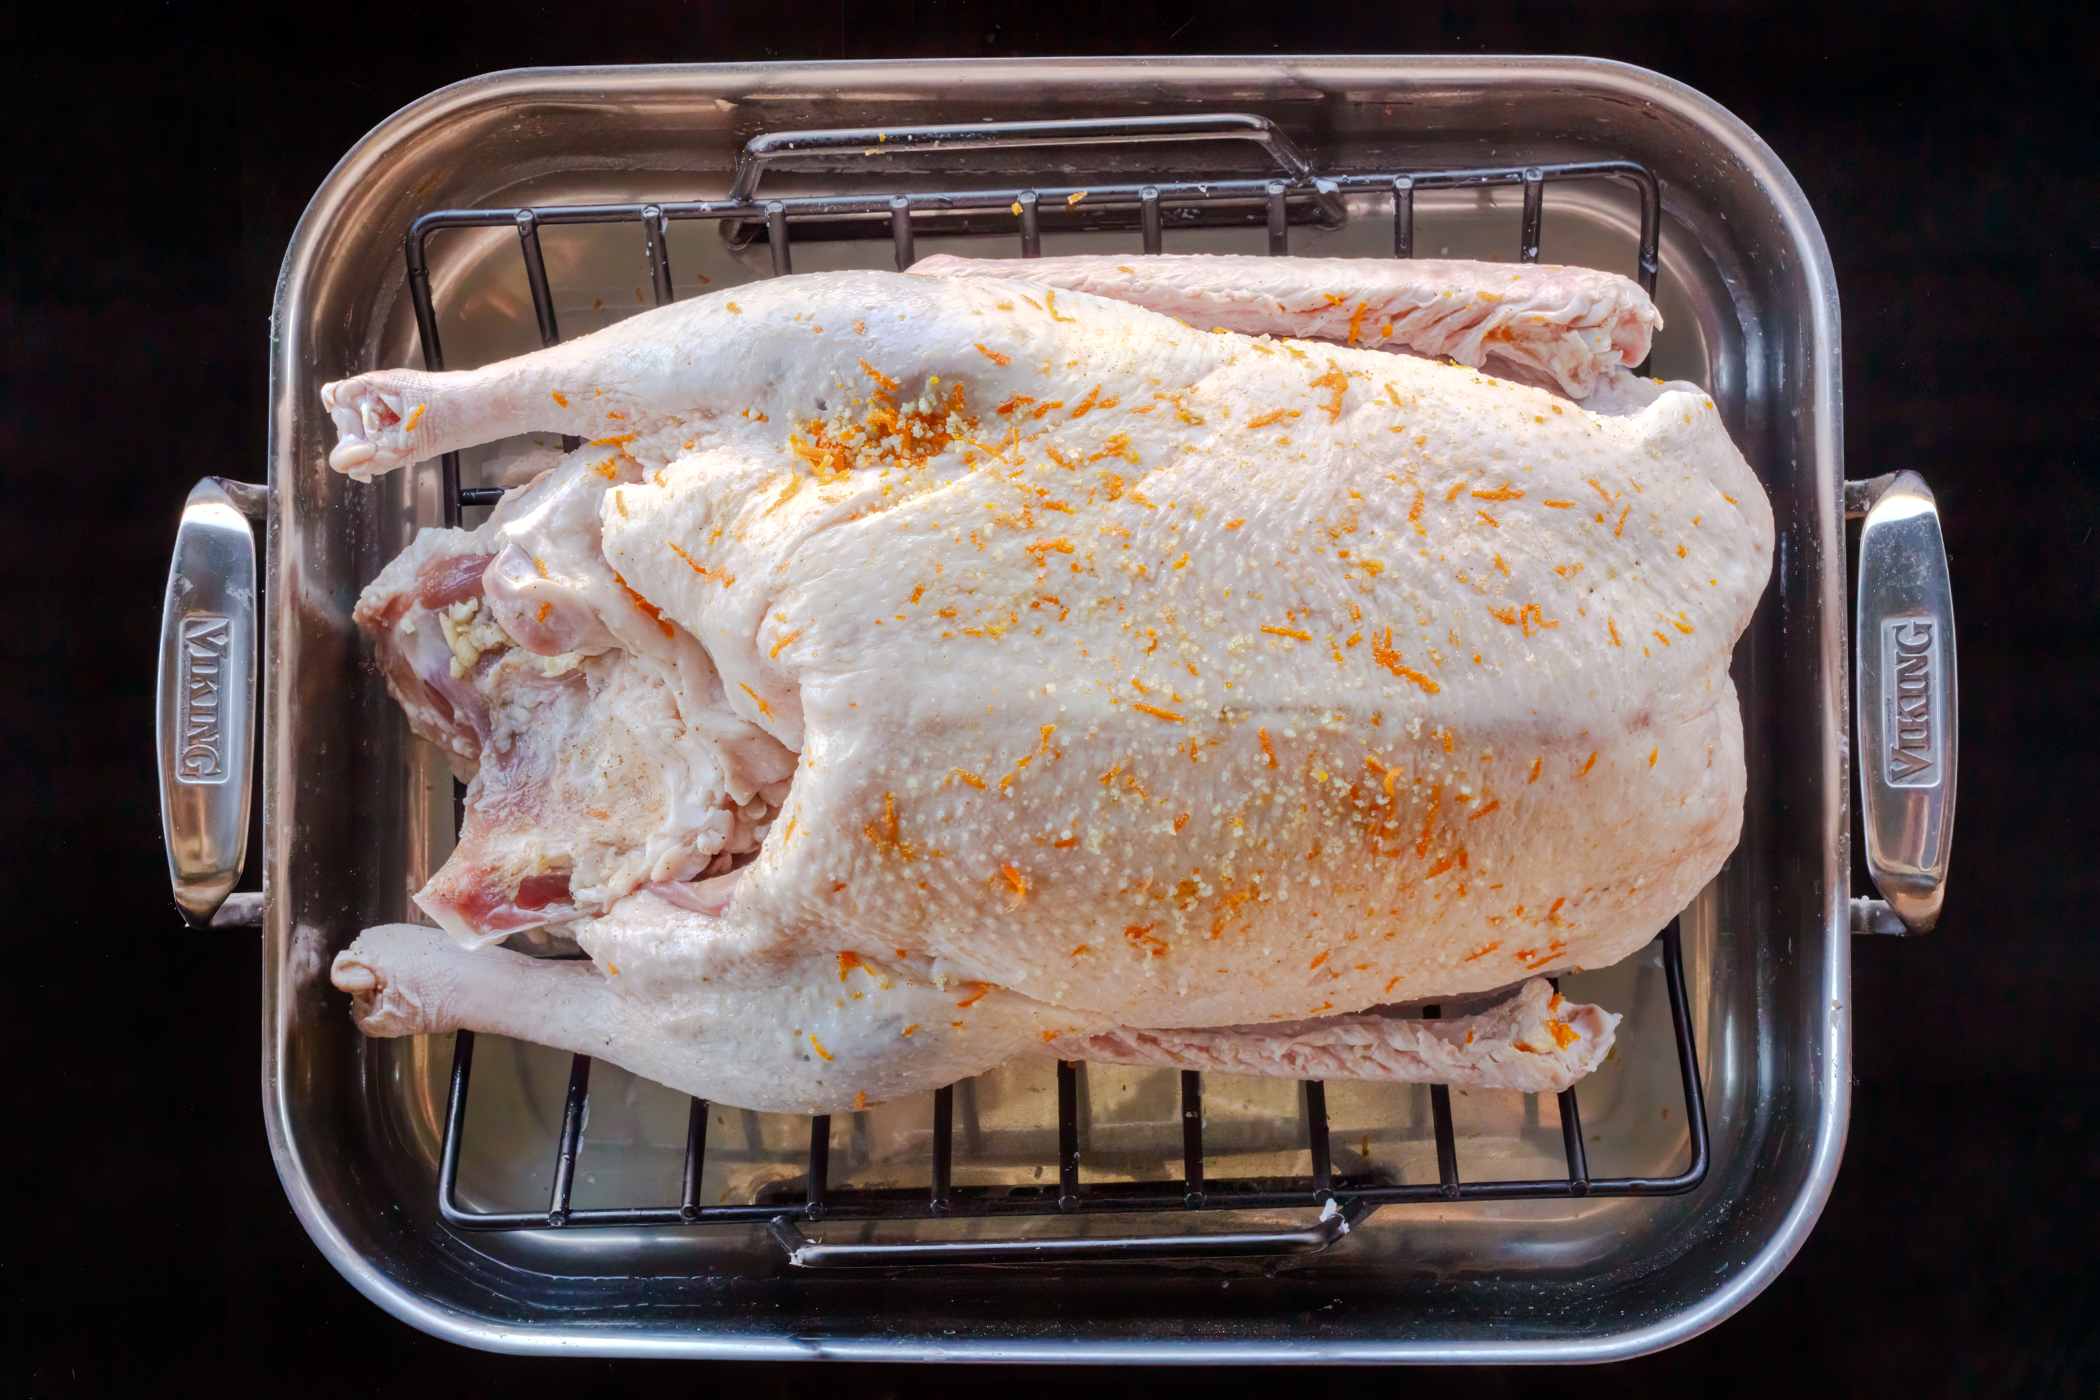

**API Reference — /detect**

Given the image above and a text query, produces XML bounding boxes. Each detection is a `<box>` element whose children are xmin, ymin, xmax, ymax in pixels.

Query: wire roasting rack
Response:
<box><xmin>403</xmin><ymin>114</ymin><xmax>1704</xmax><ymax>1265</ymax></box>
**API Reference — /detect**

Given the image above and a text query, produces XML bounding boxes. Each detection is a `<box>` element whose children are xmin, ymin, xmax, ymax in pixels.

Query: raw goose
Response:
<box><xmin>324</xmin><ymin>257</ymin><xmax>1770</xmax><ymax>1113</ymax></box>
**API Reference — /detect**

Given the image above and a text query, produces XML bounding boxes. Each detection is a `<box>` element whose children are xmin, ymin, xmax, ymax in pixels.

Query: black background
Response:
<box><xmin>3</xmin><ymin>1</ymin><xmax>2095</xmax><ymax>1394</ymax></box>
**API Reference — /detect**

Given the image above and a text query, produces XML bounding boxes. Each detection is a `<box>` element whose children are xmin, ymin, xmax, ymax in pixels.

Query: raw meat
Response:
<box><xmin>323</xmin><ymin>257</ymin><xmax>1769</xmax><ymax>1113</ymax></box>
<box><xmin>352</xmin><ymin>453</ymin><xmax>797</xmax><ymax>945</ymax></box>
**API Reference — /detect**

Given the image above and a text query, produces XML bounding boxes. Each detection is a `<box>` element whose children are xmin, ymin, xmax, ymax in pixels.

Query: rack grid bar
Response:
<box><xmin>1392</xmin><ymin>176</ymin><xmax>1415</xmax><ymax>259</ymax></box>
<box><xmin>546</xmin><ymin>1054</ymin><xmax>591</xmax><ymax>1226</ymax></box>
<box><xmin>890</xmin><ymin>197</ymin><xmax>915</xmax><ymax>271</ymax></box>
<box><xmin>1422</xmin><ymin>1006</ymin><xmax>1463</xmax><ymax>1199</ymax></box>
<box><xmin>931</xmin><ymin>1084</ymin><xmax>953</xmax><ymax>1213</ymax></box>
<box><xmin>1018</xmin><ymin>190</ymin><xmax>1041</xmax><ymax>257</ymax></box>
<box><xmin>1181</xmin><ymin>1070</ymin><xmax>1204</xmax><ymax>1207</ymax></box>
<box><xmin>643</xmin><ymin>205</ymin><xmax>672</xmax><ymax>307</ymax></box>
<box><xmin>1558</xmin><ymin>1088</ymin><xmax>1591</xmax><ymax>1192</ymax></box>
<box><xmin>1140</xmin><ymin>187</ymin><xmax>1163</xmax><ymax>254</ymax></box>
<box><xmin>1305</xmin><ymin>1081</ymin><xmax>1333</xmax><ymax>1201</ymax></box>
<box><xmin>513</xmin><ymin>211</ymin><xmax>578</xmax><ymax>453</ymax></box>
<box><xmin>766</xmin><ymin>202</ymin><xmax>791</xmax><ymax>276</ymax></box>
<box><xmin>515</xmin><ymin>213</ymin><xmax>562</xmax><ymax>349</ymax></box>
<box><xmin>1056</xmin><ymin>1060</ymin><xmax>1081</xmax><ymax>1210</ymax></box>
<box><xmin>806</xmin><ymin>1116</ymin><xmax>830</xmax><ymax>1218</ymax></box>
<box><xmin>679</xmin><ymin>1098</ymin><xmax>707</xmax><ymax>1222</ymax></box>
<box><xmin>1520</xmin><ymin>168</ymin><xmax>1546</xmax><ymax>263</ymax></box>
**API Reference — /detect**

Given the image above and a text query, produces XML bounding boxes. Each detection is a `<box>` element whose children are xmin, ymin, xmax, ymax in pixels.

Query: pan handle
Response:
<box><xmin>1848</xmin><ymin>472</ymin><xmax>1957</xmax><ymax>934</ymax></box>
<box><xmin>765</xmin><ymin>1200</ymin><xmax>1361</xmax><ymax>1268</ymax></box>
<box><xmin>157</xmin><ymin>478</ymin><xmax>265</xmax><ymax>928</ymax></box>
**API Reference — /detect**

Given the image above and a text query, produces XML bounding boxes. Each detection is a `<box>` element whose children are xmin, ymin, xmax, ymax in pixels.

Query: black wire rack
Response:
<box><xmin>404</xmin><ymin>114</ymin><xmax>1701</xmax><ymax>1266</ymax></box>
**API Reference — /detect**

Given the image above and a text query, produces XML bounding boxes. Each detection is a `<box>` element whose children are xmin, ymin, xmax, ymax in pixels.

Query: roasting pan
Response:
<box><xmin>156</xmin><ymin>56</ymin><xmax>1957</xmax><ymax>1361</ymax></box>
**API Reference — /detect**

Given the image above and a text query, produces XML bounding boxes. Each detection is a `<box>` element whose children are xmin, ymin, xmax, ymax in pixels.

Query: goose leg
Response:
<box><xmin>321</xmin><ymin>361</ymin><xmax>603</xmax><ymax>481</ymax></box>
<box><xmin>331</xmin><ymin>920</ymin><xmax>1098</xmax><ymax>1116</ymax></box>
<box><xmin>332</xmin><ymin>922</ymin><xmax>618</xmax><ymax>1050</ymax></box>
<box><xmin>1043</xmin><ymin>977</ymin><xmax>1619</xmax><ymax>1096</ymax></box>
<box><xmin>908</xmin><ymin>252</ymin><xmax>1658</xmax><ymax>400</ymax></box>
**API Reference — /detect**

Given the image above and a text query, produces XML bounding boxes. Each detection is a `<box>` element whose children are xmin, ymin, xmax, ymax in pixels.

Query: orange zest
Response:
<box><xmin>1310</xmin><ymin>361</ymin><xmax>1349</xmax><ymax>422</ymax></box>
<box><xmin>1124</xmin><ymin>923</ymin><xmax>1168</xmax><ymax>957</ymax></box>
<box><xmin>863</xmin><ymin>791</ymin><xmax>917</xmax><ymax>862</ymax></box>
<box><xmin>611</xmin><ymin>571</ymin><xmax>675</xmax><ymax>639</ymax></box>
<box><xmin>1370</xmin><ymin>627</ymin><xmax>1440</xmax><ymax>693</ymax></box>
<box><xmin>1414</xmin><ymin>784</ymin><xmax>1442</xmax><ymax>859</ymax></box>
<box><xmin>665</xmin><ymin>540</ymin><xmax>732</xmax><ymax>586</ymax></box>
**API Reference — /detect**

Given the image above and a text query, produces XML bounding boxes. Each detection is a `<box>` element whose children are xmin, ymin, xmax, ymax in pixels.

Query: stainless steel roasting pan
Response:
<box><xmin>156</xmin><ymin>56</ymin><xmax>1958</xmax><ymax>1361</ymax></box>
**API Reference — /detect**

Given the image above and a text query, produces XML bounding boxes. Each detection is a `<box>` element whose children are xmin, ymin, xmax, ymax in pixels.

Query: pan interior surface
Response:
<box><xmin>264</xmin><ymin>57</ymin><xmax>1845</xmax><ymax>1361</ymax></box>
